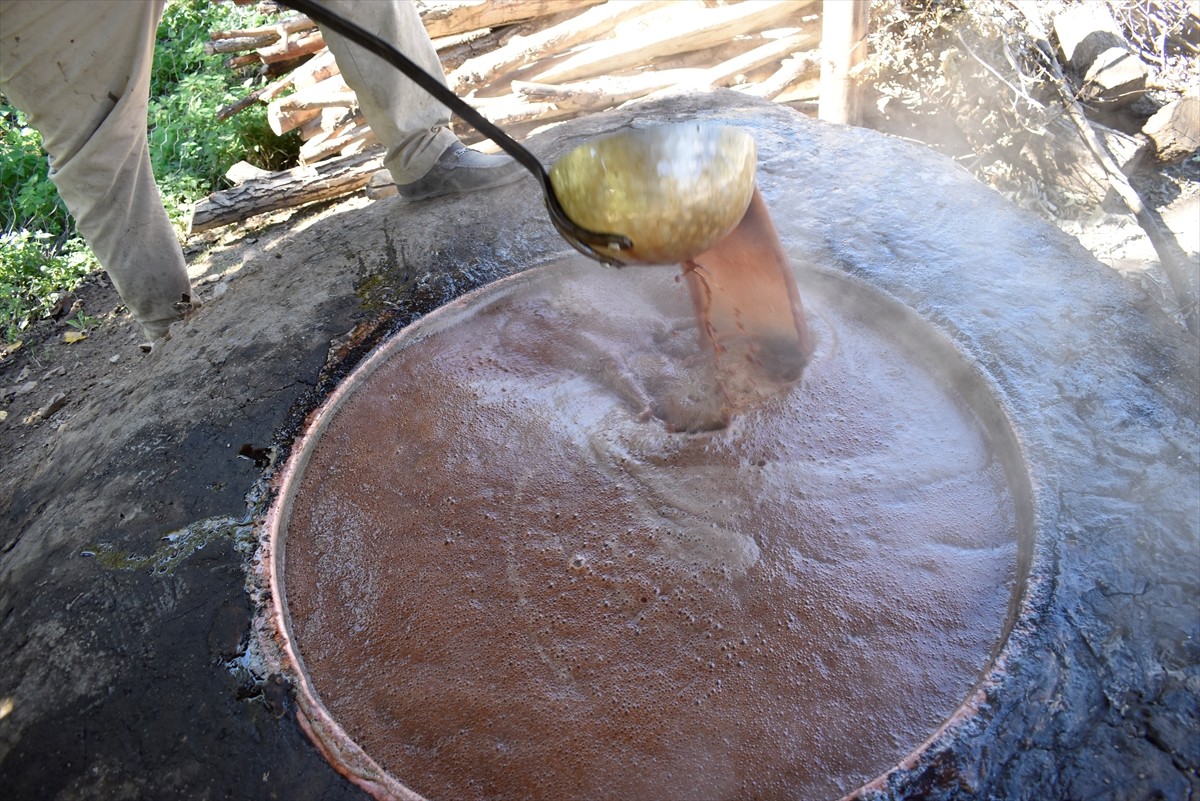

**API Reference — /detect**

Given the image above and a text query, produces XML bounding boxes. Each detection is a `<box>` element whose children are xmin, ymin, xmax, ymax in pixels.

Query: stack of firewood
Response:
<box><xmin>190</xmin><ymin>0</ymin><xmax>825</xmax><ymax>233</ymax></box>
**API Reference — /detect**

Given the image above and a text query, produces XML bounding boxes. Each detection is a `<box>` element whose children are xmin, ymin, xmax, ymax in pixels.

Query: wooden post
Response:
<box><xmin>818</xmin><ymin>0</ymin><xmax>869</xmax><ymax>125</ymax></box>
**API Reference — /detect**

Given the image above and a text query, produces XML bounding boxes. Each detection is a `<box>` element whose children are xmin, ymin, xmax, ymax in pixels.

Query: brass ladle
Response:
<box><xmin>284</xmin><ymin>0</ymin><xmax>757</xmax><ymax>267</ymax></box>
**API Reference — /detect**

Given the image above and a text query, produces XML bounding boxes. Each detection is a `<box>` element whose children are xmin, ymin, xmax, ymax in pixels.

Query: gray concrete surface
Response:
<box><xmin>1</xmin><ymin>93</ymin><xmax>1196</xmax><ymax>800</ymax></box>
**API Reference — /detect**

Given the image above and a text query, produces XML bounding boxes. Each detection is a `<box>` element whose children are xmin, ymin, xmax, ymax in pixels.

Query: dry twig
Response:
<box><xmin>1010</xmin><ymin>0</ymin><xmax>1198</xmax><ymax>335</ymax></box>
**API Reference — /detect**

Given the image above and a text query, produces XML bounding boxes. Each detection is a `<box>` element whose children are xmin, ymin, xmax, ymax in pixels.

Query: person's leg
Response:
<box><xmin>316</xmin><ymin>0</ymin><xmax>522</xmax><ymax>200</ymax></box>
<box><xmin>0</xmin><ymin>0</ymin><xmax>193</xmax><ymax>342</ymax></box>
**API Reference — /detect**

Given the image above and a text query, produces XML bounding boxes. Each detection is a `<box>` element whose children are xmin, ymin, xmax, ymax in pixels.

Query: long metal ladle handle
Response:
<box><xmin>281</xmin><ymin>0</ymin><xmax>631</xmax><ymax>264</ymax></box>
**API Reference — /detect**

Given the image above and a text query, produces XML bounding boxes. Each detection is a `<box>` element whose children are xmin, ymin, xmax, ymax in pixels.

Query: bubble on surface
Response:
<box><xmin>281</xmin><ymin>262</ymin><xmax>1023</xmax><ymax>801</ymax></box>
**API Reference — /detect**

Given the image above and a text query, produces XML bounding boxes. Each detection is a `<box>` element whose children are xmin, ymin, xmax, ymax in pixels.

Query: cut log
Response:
<box><xmin>268</xmin><ymin>75</ymin><xmax>354</xmax><ymax>135</ymax></box>
<box><xmin>435</xmin><ymin>26</ymin><xmax>520</xmax><ymax>73</ymax></box>
<box><xmin>418</xmin><ymin>0</ymin><xmax>601</xmax><ymax>39</ymax></box>
<box><xmin>258</xmin><ymin>29</ymin><xmax>326</xmax><ymax>64</ymax></box>
<box><xmin>1143</xmin><ymin>92</ymin><xmax>1200</xmax><ymax>163</ymax></box>
<box><xmin>269</xmin><ymin>106</ymin><xmax>321</xmax><ymax>137</ymax></box>
<box><xmin>818</xmin><ymin>0</ymin><xmax>869</xmax><ymax>125</ymax></box>
<box><xmin>273</xmin><ymin>75</ymin><xmax>353</xmax><ymax>113</ymax></box>
<box><xmin>298</xmin><ymin>108</ymin><xmax>357</xmax><ymax>142</ymax></box>
<box><xmin>262</xmin><ymin>55</ymin><xmax>309</xmax><ymax>79</ymax></box>
<box><xmin>457</xmin><ymin>69</ymin><xmax>728</xmax><ymax>137</ymax></box>
<box><xmin>225</xmin><ymin>161</ymin><xmax>273</xmax><ymax>185</ymax></box>
<box><xmin>267</xmin><ymin>49</ymin><xmax>340</xmax><ymax>102</ymax></box>
<box><xmin>188</xmin><ymin>147</ymin><xmax>385</xmax><ymax>234</ymax></box>
<box><xmin>635</xmin><ymin>36</ymin><xmax>763</xmax><ymax>75</ymax></box>
<box><xmin>642</xmin><ymin>31</ymin><xmax>818</xmax><ymax>99</ymax></box>
<box><xmin>458</xmin><ymin>97</ymin><xmax>563</xmax><ymax>130</ymax></box>
<box><xmin>300</xmin><ymin>120</ymin><xmax>376</xmax><ymax>165</ymax></box>
<box><xmin>448</xmin><ymin>0</ymin><xmax>673</xmax><ymax>94</ymax></box>
<box><xmin>277</xmin><ymin>89</ymin><xmax>355</xmax><ymax>112</ymax></box>
<box><xmin>223</xmin><ymin>52</ymin><xmax>263</xmax><ymax>70</ymax></box>
<box><xmin>340</xmin><ymin>137</ymin><xmax>374</xmax><ymax>158</ymax></box>
<box><xmin>431</xmin><ymin>27</ymin><xmax>502</xmax><ymax>54</ymax></box>
<box><xmin>691</xmin><ymin>31</ymin><xmax>817</xmax><ymax>85</ymax></box>
<box><xmin>528</xmin><ymin>0</ymin><xmax>813</xmax><ymax>85</ymax></box>
<box><xmin>744</xmin><ymin>50</ymin><xmax>821</xmax><ymax>100</ymax></box>
<box><xmin>514</xmin><ymin>69</ymin><xmax>708</xmax><ymax>107</ymax></box>
<box><xmin>205</xmin><ymin>34</ymin><xmax>277</xmax><ymax>55</ymax></box>
<box><xmin>1013</xmin><ymin>5</ymin><xmax>1197</xmax><ymax>335</ymax></box>
<box><xmin>1081</xmin><ymin>46</ymin><xmax>1149</xmax><ymax>109</ymax></box>
<box><xmin>771</xmin><ymin>75</ymin><xmax>820</xmax><ymax>106</ymax></box>
<box><xmin>209</xmin><ymin>15</ymin><xmax>314</xmax><ymax>41</ymax></box>
<box><xmin>216</xmin><ymin>50</ymin><xmax>339</xmax><ymax>122</ymax></box>
<box><xmin>1051</xmin><ymin>3</ymin><xmax>1147</xmax><ymax>109</ymax></box>
<box><xmin>1053</xmin><ymin>4</ymin><xmax>1127</xmax><ymax>73</ymax></box>
<box><xmin>463</xmin><ymin>53</ymin><xmax>811</xmax><ymax>135</ymax></box>
<box><xmin>276</xmin><ymin>49</ymin><xmax>339</xmax><ymax>96</ymax></box>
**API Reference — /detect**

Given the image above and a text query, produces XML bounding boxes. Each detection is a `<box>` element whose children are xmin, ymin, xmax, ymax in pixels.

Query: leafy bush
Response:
<box><xmin>0</xmin><ymin>105</ymin><xmax>98</xmax><ymax>340</ymax></box>
<box><xmin>149</xmin><ymin>0</ymin><xmax>299</xmax><ymax>225</ymax></box>
<box><xmin>0</xmin><ymin>0</ymin><xmax>301</xmax><ymax>342</ymax></box>
<box><xmin>0</xmin><ymin>231</ymin><xmax>95</xmax><ymax>342</ymax></box>
<box><xmin>0</xmin><ymin>105</ymin><xmax>72</xmax><ymax>238</ymax></box>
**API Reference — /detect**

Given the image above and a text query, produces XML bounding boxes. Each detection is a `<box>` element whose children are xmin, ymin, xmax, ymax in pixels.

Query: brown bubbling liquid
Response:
<box><xmin>283</xmin><ymin>262</ymin><xmax>1019</xmax><ymax>801</ymax></box>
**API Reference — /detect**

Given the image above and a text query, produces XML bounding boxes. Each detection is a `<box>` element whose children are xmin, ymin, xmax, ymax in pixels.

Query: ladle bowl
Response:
<box><xmin>550</xmin><ymin>124</ymin><xmax>758</xmax><ymax>266</ymax></box>
<box><xmin>282</xmin><ymin>0</ymin><xmax>756</xmax><ymax>267</ymax></box>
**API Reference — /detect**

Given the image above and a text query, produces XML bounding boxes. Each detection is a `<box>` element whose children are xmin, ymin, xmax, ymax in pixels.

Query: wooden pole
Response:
<box><xmin>818</xmin><ymin>0</ymin><xmax>869</xmax><ymax>125</ymax></box>
<box><xmin>188</xmin><ymin>147</ymin><xmax>384</xmax><ymax>234</ymax></box>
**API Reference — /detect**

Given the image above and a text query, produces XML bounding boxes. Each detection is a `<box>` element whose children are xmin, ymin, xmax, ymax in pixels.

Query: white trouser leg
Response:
<box><xmin>316</xmin><ymin>0</ymin><xmax>459</xmax><ymax>184</ymax></box>
<box><xmin>0</xmin><ymin>0</ymin><xmax>192</xmax><ymax>340</ymax></box>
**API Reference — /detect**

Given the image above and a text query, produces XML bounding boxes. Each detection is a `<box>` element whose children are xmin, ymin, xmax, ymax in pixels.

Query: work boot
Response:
<box><xmin>367</xmin><ymin>145</ymin><xmax>525</xmax><ymax>202</ymax></box>
<box><xmin>138</xmin><ymin>293</ymin><xmax>201</xmax><ymax>352</ymax></box>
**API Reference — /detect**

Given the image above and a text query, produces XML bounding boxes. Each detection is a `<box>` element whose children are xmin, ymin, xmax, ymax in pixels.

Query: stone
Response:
<box><xmin>10</xmin><ymin>380</ymin><xmax>38</xmax><ymax>398</ymax></box>
<box><xmin>25</xmin><ymin>392</ymin><xmax>67</xmax><ymax>425</ymax></box>
<box><xmin>1053</xmin><ymin>4</ymin><xmax>1148</xmax><ymax>109</ymax></box>
<box><xmin>1051</xmin><ymin>122</ymin><xmax>1149</xmax><ymax>206</ymax></box>
<box><xmin>1080</xmin><ymin>46</ymin><xmax>1148</xmax><ymax>109</ymax></box>
<box><xmin>1097</xmin><ymin>123</ymin><xmax>1150</xmax><ymax>174</ymax></box>
<box><xmin>1054</xmin><ymin>4</ymin><xmax>1126</xmax><ymax>72</ymax></box>
<box><xmin>1143</xmin><ymin>93</ymin><xmax>1200</xmax><ymax>163</ymax></box>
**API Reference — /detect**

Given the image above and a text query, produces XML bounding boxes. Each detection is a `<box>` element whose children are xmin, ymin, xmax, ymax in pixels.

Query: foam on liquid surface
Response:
<box><xmin>283</xmin><ymin>262</ymin><xmax>1019</xmax><ymax>801</ymax></box>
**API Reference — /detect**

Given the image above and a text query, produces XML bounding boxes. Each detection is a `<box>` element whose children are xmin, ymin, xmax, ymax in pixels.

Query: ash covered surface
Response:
<box><xmin>0</xmin><ymin>94</ymin><xmax>1196</xmax><ymax>800</ymax></box>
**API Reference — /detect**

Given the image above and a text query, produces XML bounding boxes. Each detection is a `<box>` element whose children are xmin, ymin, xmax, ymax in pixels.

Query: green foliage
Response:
<box><xmin>0</xmin><ymin>0</ymin><xmax>301</xmax><ymax>343</ymax></box>
<box><xmin>65</xmin><ymin>310</ymin><xmax>103</xmax><ymax>332</ymax></box>
<box><xmin>149</xmin><ymin>0</ymin><xmax>299</xmax><ymax>223</ymax></box>
<box><xmin>0</xmin><ymin>231</ymin><xmax>95</xmax><ymax>341</ymax></box>
<box><xmin>0</xmin><ymin>104</ymin><xmax>71</xmax><ymax>238</ymax></box>
<box><xmin>0</xmin><ymin>104</ymin><xmax>98</xmax><ymax>340</ymax></box>
<box><xmin>148</xmin><ymin>69</ymin><xmax>299</xmax><ymax>227</ymax></box>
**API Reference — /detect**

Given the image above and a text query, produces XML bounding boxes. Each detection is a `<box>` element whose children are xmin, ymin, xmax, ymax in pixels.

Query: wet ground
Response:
<box><xmin>1</xmin><ymin>93</ymin><xmax>1197</xmax><ymax>800</ymax></box>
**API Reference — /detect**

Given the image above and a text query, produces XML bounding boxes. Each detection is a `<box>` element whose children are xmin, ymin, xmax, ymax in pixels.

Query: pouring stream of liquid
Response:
<box><xmin>678</xmin><ymin>187</ymin><xmax>813</xmax><ymax>429</ymax></box>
